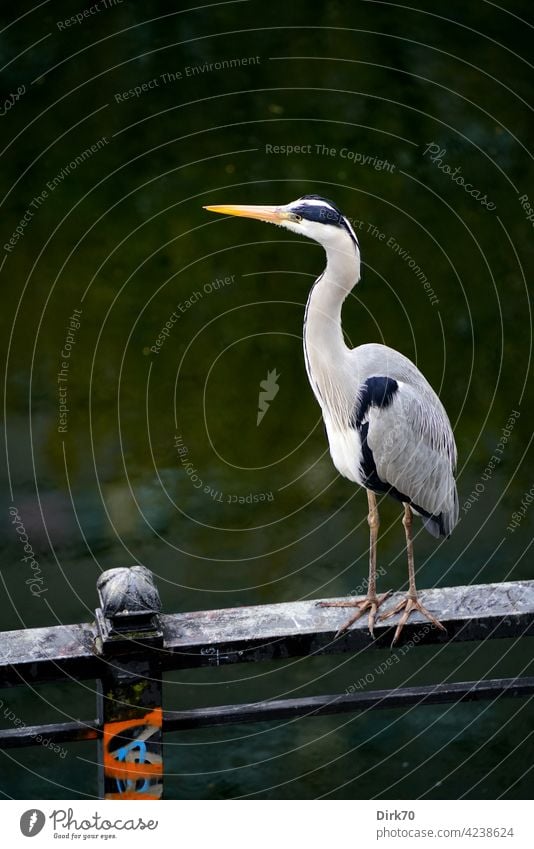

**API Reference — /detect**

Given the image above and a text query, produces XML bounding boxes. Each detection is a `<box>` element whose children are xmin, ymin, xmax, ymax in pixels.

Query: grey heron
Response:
<box><xmin>204</xmin><ymin>195</ymin><xmax>458</xmax><ymax>644</ymax></box>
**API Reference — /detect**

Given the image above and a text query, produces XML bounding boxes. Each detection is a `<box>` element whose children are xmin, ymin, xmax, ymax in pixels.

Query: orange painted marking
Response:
<box><xmin>104</xmin><ymin>760</ymin><xmax>162</xmax><ymax>781</ymax></box>
<box><xmin>105</xmin><ymin>792</ymin><xmax>162</xmax><ymax>800</ymax></box>
<box><xmin>103</xmin><ymin>707</ymin><xmax>163</xmax><ymax>783</ymax></box>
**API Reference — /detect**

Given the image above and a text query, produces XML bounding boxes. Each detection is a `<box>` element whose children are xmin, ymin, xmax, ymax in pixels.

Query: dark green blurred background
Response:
<box><xmin>1</xmin><ymin>0</ymin><xmax>533</xmax><ymax>799</ymax></box>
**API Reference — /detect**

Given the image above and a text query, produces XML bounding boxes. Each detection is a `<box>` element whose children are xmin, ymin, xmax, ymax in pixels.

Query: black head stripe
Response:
<box><xmin>291</xmin><ymin>204</ymin><xmax>341</xmax><ymax>225</ymax></box>
<box><xmin>299</xmin><ymin>194</ymin><xmax>343</xmax><ymax>213</ymax></box>
<box><xmin>294</xmin><ymin>195</ymin><xmax>343</xmax><ymax>225</ymax></box>
<box><xmin>292</xmin><ymin>195</ymin><xmax>359</xmax><ymax>246</ymax></box>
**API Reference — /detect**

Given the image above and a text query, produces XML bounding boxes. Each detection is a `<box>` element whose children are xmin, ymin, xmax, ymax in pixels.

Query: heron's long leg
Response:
<box><xmin>404</xmin><ymin>501</ymin><xmax>417</xmax><ymax>599</ymax></box>
<box><xmin>367</xmin><ymin>489</ymin><xmax>379</xmax><ymax>598</ymax></box>
<box><xmin>316</xmin><ymin>491</ymin><xmax>391</xmax><ymax>639</ymax></box>
<box><xmin>380</xmin><ymin>503</ymin><xmax>446</xmax><ymax>645</ymax></box>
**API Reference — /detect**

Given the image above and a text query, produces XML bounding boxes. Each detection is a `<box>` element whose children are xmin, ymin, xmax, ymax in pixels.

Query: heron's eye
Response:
<box><xmin>288</xmin><ymin>213</ymin><xmax>302</xmax><ymax>223</ymax></box>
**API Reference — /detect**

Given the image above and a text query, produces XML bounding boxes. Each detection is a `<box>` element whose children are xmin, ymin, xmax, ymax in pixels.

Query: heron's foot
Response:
<box><xmin>380</xmin><ymin>593</ymin><xmax>446</xmax><ymax>647</ymax></box>
<box><xmin>316</xmin><ymin>591</ymin><xmax>391</xmax><ymax>639</ymax></box>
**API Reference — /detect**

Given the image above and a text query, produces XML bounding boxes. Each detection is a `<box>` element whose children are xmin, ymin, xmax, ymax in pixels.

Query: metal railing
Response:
<box><xmin>1</xmin><ymin>566</ymin><xmax>533</xmax><ymax>799</ymax></box>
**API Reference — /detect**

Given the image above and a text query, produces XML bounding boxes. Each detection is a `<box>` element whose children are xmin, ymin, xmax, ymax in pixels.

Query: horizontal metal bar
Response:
<box><xmin>0</xmin><ymin>622</ymin><xmax>100</xmax><ymax>688</ymax></box>
<box><xmin>163</xmin><ymin>676</ymin><xmax>534</xmax><ymax>730</ymax></box>
<box><xmin>1</xmin><ymin>676</ymin><xmax>533</xmax><ymax>747</ymax></box>
<box><xmin>1</xmin><ymin>580</ymin><xmax>533</xmax><ymax>687</ymax></box>
<box><xmin>0</xmin><ymin>719</ymin><xmax>99</xmax><ymax>748</ymax></box>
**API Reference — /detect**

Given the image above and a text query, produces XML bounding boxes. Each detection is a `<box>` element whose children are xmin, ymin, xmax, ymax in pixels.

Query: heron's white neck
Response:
<box><xmin>303</xmin><ymin>239</ymin><xmax>361</xmax><ymax>427</ymax></box>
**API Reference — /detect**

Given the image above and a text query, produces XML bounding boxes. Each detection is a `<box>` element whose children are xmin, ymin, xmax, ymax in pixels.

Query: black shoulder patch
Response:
<box><xmin>353</xmin><ymin>376</ymin><xmax>448</xmax><ymax>538</ymax></box>
<box><xmin>350</xmin><ymin>376</ymin><xmax>399</xmax><ymax>429</ymax></box>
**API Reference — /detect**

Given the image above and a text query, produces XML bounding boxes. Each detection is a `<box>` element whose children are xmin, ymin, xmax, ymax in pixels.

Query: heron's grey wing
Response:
<box><xmin>366</xmin><ymin>380</ymin><xmax>458</xmax><ymax>534</ymax></box>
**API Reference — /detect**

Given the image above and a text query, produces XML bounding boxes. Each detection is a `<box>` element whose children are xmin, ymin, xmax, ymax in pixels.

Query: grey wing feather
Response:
<box><xmin>366</xmin><ymin>381</ymin><xmax>458</xmax><ymax>534</ymax></box>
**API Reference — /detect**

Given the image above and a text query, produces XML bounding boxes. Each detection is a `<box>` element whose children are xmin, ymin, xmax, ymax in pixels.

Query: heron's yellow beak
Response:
<box><xmin>203</xmin><ymin>204</ymin><xmax>289</xmax><ymax>224</ymax></box>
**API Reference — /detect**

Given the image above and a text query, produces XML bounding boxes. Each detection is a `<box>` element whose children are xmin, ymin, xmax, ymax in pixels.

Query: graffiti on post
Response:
<box><xmin>103</xmin><ymin>707</ymin><xmax>163</xmax><ymax>800</ymax></box>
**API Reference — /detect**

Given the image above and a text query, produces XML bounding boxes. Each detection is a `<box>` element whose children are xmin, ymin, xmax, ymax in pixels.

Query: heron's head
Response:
<box><xmin>203</xmin><ymin>195</ymin><xmax>359</xmax><ymax>255</ymax></box>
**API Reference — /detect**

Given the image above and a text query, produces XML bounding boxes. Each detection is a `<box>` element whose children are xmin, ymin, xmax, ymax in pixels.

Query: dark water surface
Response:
<box><xmin>1</xmin><ymin>0</ymin><xmax>533</xmax><ymax>799</ymax></box>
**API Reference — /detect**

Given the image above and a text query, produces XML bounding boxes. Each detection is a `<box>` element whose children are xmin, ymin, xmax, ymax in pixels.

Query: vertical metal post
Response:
<box><xmin>94</xmin><ymin>565</ymin><xmax>164</xmax><ymax>800</ymax></box>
